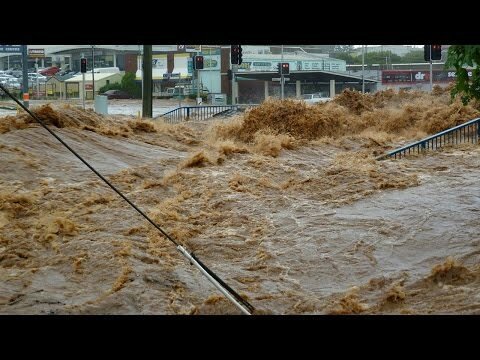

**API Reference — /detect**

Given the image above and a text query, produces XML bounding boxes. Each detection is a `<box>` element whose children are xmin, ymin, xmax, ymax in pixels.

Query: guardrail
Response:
<box><xmin>377</xmin><ymin>117</ymin><xmax>480</xmax><ymax>160</ymax></box>
<box><xmin>158</xmin><ymin>104</ymin><xmax>259</xmax><ymax>123</ymax></box>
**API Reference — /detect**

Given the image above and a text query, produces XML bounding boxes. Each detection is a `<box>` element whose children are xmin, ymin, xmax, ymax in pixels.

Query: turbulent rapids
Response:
<box><xmin>1</xmin><ymin>88</ymin><xmax>480</xmax><ymax>314</ymax></box>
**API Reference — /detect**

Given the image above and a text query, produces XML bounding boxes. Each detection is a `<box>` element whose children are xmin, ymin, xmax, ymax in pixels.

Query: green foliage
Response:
<box><xmin>364</xmin><ymin>51</ymin><xmax>401</xmax><ymax>65</ymax></box>
<box><xmin>399</xmin><ymin>50</ymin><xmax>425</xmax><ymax>63</ymax></box>
<box><xmin>98</xmin><ymin>82</ymin><xmax>121</xmax><ymax>94</ymax></box>
<box><xmin>445</xmin><ymin>45</ymin><xmax>480</xmax><ymax>104</ymax></box>
<box><xmin>121</xmin><ymin>72</ymin><xmax>142</xmax><ymax>98</ymax></box>
<box><xmin>98</xmin><ymin>72</ymin><xmax>142</xmax><ymax>99</ymax></box>
<box><xmin>333</xmin><ymin>52</ymin><xmax>359</xmax><ymax>64</ymax></box>
<box><xmin>333</xmin><ymin>45</ymin><xmax>355</xmax><ymax>53</ymax></box>
<box><xmin>334</xmin><ymin>48</ymin><xmax>420</xmax><ymax>66</ymax></box>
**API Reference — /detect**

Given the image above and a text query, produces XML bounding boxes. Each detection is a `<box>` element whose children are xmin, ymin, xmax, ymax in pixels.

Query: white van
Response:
<box><xmin>301</xmin><ymin>93</ymin><xmax>331</xmax><ymax>104</ymax></box>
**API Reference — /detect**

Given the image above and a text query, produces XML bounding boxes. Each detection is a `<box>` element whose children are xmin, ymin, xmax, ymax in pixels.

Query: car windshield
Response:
<box><xmin>302</xmin><ymin>94</ymin><xmax>312</xmax><ymax>99</ymax></box>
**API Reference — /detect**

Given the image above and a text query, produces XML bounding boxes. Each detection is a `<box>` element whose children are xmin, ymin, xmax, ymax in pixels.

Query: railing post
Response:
<box><xmin>186</xmin><ymin>107</ymin><xmax>190</xmax><ymax>121</ymax></box>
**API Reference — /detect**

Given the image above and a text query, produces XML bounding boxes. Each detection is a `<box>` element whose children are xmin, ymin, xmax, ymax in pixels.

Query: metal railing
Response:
<box><xmin>377</xmin><ymin>117</ymin><xmax>480</xmax><ymax>160</ymax></box>
<box><xmin>159</xmin><ymin>105</ymin><xmax>240</xmax><ymax>123</ymax></box>
<box><xmin>158</xmin><ymin>104</ymin><xmax>260</xmax><ymax>123</ymax></box>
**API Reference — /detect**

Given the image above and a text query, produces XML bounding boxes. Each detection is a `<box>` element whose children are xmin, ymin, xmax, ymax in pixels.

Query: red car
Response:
<box><xmin>101</xmin><ymin>90</ymin><xmax>132</xmax><ymax>99</ymax></box>
<box><xmin>39</xmin><ymin>66</ymin><xmax>60</xmax><ymax>76</ymax></box>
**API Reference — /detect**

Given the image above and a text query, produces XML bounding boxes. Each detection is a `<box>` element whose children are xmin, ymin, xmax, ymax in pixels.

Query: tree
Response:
<box><xmin>331</xmin><ymin>45</ymin><xmax>357</xmax><ymax>63</ymax></box>
<box><xmin>121</xmin><ymin>72</ymin><xmax>141</xmax><ymax>98</ymax></box>
<box><xmin>445</xmin><ymin>45</ymin><xmax>480</xmax><ymax>104</ymax></box>
<box><xmin>333</xmin><ymin>45</ymin><xmax>355</xmax><ymax>53</ymax></box>
<box><xmin>399</xmin><ymin>50</ymin><xmax>425</xmax><ymax>63</ymax></box>
<box><xmin>363</xmin><ymin>51</ymin><xmax>401</xmax><ymax>66</ymax></box>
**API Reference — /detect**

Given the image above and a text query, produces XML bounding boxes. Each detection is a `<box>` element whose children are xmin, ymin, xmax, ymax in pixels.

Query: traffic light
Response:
<box><xmin>423</xmin><ymin>45</ymin><xmax>431</xmax><ymax>62</ymax></box>
<box><xmin>231</xmin><ymin>45</ymin><xmax>239</xmax><ymax>65</ymax></box>
<box><xmin>281</xmin><ymin>62</ymin><xmax>290</xmax><ymax>75</ymax></box>
<box><xmin>194</xmin><ymin>55</ymin><xmax>204</xmax><ymax>70</ymax></box>
<box><xmin>80</xmin><ymin>58</ymin><xmax>87</xmax><ymax>73</ymax></box>
<box><xmin>431</xmin><ymin>45</ymin><xmax>442</xmax><ymax>60</ymax></box>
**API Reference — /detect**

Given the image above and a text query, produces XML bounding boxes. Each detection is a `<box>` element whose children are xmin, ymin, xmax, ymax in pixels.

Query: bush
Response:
<box><xmin>99</xmin><ymin>82</ymin><xmax>122</xmax><ymax>94</ymax></box>
<box><xmin>98</xmin><ymin>72</ymin><xmax>141</xmax><ymax>99</ymax></box>
<box><xmin>121</xmin><ymin>72</ymin><xmax>142</xmax><ymax>99</ymax></box>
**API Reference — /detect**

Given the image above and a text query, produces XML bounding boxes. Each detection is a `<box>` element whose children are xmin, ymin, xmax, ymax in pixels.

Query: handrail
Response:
<box><xmin>157</xmin><ymin>104</ymin><xmax>259</xmax><ymax>123</ymax></box>
<box><xmin>377</xmin><ymin>117</ymin><xmax>480</xmax><ymax>160</ymax></box>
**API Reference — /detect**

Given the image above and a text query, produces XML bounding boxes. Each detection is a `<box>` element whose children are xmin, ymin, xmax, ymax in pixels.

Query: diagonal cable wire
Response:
<box><xmin>0</xmin><ymin>83</ymin><xmax>254</xmax><ymax>315</ymax></box>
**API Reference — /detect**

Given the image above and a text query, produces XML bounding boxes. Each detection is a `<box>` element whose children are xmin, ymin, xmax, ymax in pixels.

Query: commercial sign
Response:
<box><xmin>202</xmin><ymin>55</ymin><xmax>220</xmax><ymax>70</ymax></box>
<box><xmin>382</xmin><ymin>70</ymin><xmax>473</xmax><ymax>84</ymax></box>
<box><xmin>0</xmin><ymin>45</ymin><xmax>21</xmax><ymax>53</ymax></box>
<box><xmin>163</xmin><ymin>73</ymin><xmax>181</xmax><ymax>79</ymax></box>
<box><xmin>28</xmin><ymin>48</ymin><xmax>45</xmax><ymax>58</ymax></box>
<box><xmin>136</xmin><ymin>54</ymin><xmax>168</xmax><ymax>80</ymax></box>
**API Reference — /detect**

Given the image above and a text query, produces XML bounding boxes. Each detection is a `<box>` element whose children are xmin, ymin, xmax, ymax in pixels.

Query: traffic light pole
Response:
<box><xmin>280</xmin><ymin>44</ymin><xmax>284</xmax><ymax>100</ymax></box>
<box><xmin>429</xmin><ymin>59</ymin><xmax>433</xmax><ymax>92</ymax></box>
<box><xmin>82</xmin><ymin>72</ymin><xmax>85</xmax><ymax>110</ymax></box>
<box><xmin>196</xmin><ymin>46</ymin><xmax>200</xmax><ymax>104</ymax></box>
<box><xmin>232</xmin><ymin>64</ymin><xmax>238</xmax><ymax>105</ymax></box>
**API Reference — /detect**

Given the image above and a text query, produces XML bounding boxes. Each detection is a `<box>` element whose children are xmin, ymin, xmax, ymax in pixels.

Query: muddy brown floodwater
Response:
<box><xmin>1</xmin><ymin>88</ymin><xmax>480</xmax><ymax>314</ymax></box>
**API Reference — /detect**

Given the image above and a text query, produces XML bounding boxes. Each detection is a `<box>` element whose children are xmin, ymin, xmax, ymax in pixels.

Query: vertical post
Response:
<box><xmin>330</xmin><ymin>79</ymin><xmax>335</xmax><ymax>98</ymax></box>
<box><xmin>264</xmin><ymin>81</ymin><xmax>269</xmax><ymax>101</ymax></box>
<box><xmin>281</xmin><ymin>44</ymin><xmax>284</xmax><ymax>100</ymax></box>
<box><xmin>429</xmin><ymin>59</ymin><xmax>433</xmax><ymax>92</ymax></box>
<box><xmin>138</xmin><ymin>46</ymin><xmax>143</xmax><ymax>100</ymax></box>
<box><xmin>197</xmin><ymin>45</ymin><xmax>201</xmax><ymax>104</ymax></box>
<box><xmin>91</xmin><ymin>45</ymin><xmax>95</xmax><ymax>100</ymax></box>
<box><xmin>232</xmin><ymin>64</ymin><xmax>238</xmax><ymax>105</ymax></box>
<box><xmin>142</xmin><ymin>45</ymin><xmax>153</xmax><ymax>118</ymax></box>
<box><xmin>22</xmin><ymin>45</ymin><xmax>29</xmax><ymax>108</ymax></box>
<box><xmin>197</xmin><ymin>69</ymin><xmax>201</xmax><ymax>104</ymax></box>
<box><xmin>296</xmin><ymin>80</ymin><xmax>301</xmax><ymax>99</ymax></box>
<box><xmin>82</xmin><ymin>72</ymin><xmax>85</xmax><ymax>110</ymax></box>
<box><xmin>362</xmin><ymin>45</ymin><xmax>365</xmax><ymax>94</ymax></box>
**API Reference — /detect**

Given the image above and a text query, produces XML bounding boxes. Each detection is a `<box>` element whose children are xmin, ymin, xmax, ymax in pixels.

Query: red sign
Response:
<box><xmin>84</xmin><ymin>84</ymin><xmax>93</xmax><ymax>90</ymax></box>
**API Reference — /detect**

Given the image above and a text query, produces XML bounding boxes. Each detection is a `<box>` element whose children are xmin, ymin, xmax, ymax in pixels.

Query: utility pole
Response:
<box><xmin>22</xmin><ymin>45</ymin><xmax>29</xmax><ymax>108</ymax></box>
<box><xmin>362</xmin><ymin>45</ymin><xmax>365</xmax><ymax>94</ymax></box>
<box><xmin>142</xmin><ymin>45</ymin><xmax>153</xmax><ymax>118</ymax></box>
<box><xmin>281</xmin><ymin>44</ymin><xmax>284</xmax><ymax>100</ymax></box>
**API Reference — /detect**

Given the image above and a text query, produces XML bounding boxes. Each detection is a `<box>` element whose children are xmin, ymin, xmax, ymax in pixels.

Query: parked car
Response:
<box><xmin>301</xmin><ymin>93</ymin><xmax>331</xmax><ymax>104</ymax></box>
<box><xmin>39</xmin><ymin>66</ymin><xmax>60</xmax><ymax>76</ymax></box>
<box><xmin>100</xmin><ymin>89</ymin><xmax>132</xmax><ymax>99</ymax></box>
